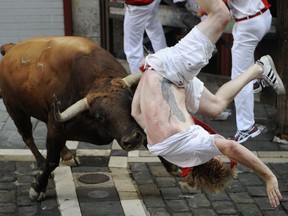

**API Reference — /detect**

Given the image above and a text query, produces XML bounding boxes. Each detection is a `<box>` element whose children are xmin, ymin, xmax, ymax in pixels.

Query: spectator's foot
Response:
<box><xmin>232</xmin><ymin>124</ymin><xmax>261</xmax><ymax>144</ymax></box>
<box><xmin>256</xmin><ymin>55</ymin><xmax>286</xmax><ymax>95</ymax></box>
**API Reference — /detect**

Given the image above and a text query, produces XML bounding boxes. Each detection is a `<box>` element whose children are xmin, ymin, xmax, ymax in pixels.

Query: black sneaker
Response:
<box><xmin>232</xmin><ymin>124</ymin><xmax>261</xmax><ymax>144</ymax></box>
<box><xmin>256</xmin><ymin>55</ymin><xmax>286</xmax><ymax>95</ymax></box>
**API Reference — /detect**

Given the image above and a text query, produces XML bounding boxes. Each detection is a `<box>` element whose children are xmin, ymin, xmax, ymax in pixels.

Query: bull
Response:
<box><xmin>0</xmin><ymin>36</ymin><xmax>148</xmax><ymax>201</ymax></box>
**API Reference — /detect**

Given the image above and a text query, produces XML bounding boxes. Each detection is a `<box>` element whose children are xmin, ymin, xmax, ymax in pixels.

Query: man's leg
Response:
<box><xmin>198</xmin><ymin>64</ymin><xmax>262</xmax><ymax>118</ymax></box>
<box><xmin>124</xmin><ymin>5</ymin><xmax>147</xmax><ymax>73</ymax></box>
<box><xmin>197</xmin><ymin>56</ymin><xmax>285</xmax><ymax>118</ymax></box>
<box><xmin>145</xmin><ymin>0</ymin><xmax>167</xmax><ymax>52</ymax></box>
<box><xmin>231</xmin><ymin>42</ymin><xmax>256</xmax><ymax>131</ymax></box>
<box><xmin>195</xmin><ymin>0</ymin><xmax>230</xmax><ymax>44</ymax></box>
<box><xmin>144</xmin><ymin>0</ymin><xmax>230</xmax><ymax>87</ymax></box>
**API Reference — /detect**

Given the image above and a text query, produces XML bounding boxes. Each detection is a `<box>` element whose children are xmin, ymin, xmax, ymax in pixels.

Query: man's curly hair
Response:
<box><xmin>185</xmin><ymin>158</ymin><xmax>237</xmax><ymax>193</ymax></box>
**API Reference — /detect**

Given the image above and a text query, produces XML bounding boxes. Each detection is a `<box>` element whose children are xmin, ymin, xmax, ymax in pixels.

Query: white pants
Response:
<box><xmin>231</xmin><ymin>10</ymin><xmax>272</xmax><ymax>130</ymax></box>
<box><xmin>124</xmin><ymin>0</ymin><xmax>167</xmax><ymax>73</ymax></box>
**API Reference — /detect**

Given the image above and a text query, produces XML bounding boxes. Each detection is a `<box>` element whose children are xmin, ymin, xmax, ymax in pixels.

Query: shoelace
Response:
<box><xmin>235</xmin><ymin>129</ymin><xmax>251</xmax><ymax>140</ymax></box>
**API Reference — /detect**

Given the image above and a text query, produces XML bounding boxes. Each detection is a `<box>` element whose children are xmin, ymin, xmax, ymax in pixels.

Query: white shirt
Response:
<box><xmin>148</xmin><ymin>125</ymin><xmax>223</xmax><ymax>167</ymax></box>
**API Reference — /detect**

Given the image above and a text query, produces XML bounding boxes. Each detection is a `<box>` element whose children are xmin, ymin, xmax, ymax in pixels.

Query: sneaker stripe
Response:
<box><xmin>267</xmin><ymin>69</ymin><xmax>277</xmax><ymax>84</ymax></box>
<box><xmin>232</xmin><ymin>125</ymin><xmax>261</xmax><ymax>143</ymax></box>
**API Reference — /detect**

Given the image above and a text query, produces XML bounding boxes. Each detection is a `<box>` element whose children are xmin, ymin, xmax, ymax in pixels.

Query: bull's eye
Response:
<box><xmin>95</xmin><ymin>113</ymin><xmax>105</xmax><ymax>122</ymax></box>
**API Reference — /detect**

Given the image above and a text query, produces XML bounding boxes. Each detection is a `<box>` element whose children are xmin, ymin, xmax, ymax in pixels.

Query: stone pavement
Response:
<box><xmin>0</xmin><ymin>71</ymin><xmax>288</xmax><ymax>216</ymax></box>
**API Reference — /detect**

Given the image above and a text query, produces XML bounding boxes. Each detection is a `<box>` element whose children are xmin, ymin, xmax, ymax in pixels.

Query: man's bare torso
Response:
<box><xmin>133</xmin><ymin>69</ymin><xmax>194</xmax><ymax>145</ymax></box>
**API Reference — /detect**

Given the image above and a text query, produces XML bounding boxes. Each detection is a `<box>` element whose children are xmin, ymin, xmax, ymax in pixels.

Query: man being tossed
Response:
<box><xmin>131</xmin><ymin>0</ymin><xmax>283</xmax><ymax>208</ymax></box>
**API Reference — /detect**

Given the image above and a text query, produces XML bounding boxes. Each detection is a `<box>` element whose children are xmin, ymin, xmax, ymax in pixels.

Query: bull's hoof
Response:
<box><xmin>29</xmin><ymin>187</ymin><xmax>46</xmax><ymax>202</ymax></box>
<box><xmin>62</xmin><ymin>154</ymin><xmax>80</xmax><ymax>167</ymax></box>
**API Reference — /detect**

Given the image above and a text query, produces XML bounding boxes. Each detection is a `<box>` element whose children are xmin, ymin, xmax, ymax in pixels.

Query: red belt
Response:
<box><xmin>234</xmin><ymin>7</ymin><xmax>268</xmax><ymax>22</ymax></box>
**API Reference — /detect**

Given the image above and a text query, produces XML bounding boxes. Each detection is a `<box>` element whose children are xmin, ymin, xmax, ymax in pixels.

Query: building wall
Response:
<box><xmin>0</xmin><ymin>0</ymin><xmax>102</xmax><ymax>60</ymax></box>
<box><xmin>72</xmin><ymin>0</ymin><xmax>101</xmax><ymax>44</ymax></box>
<box><xmin>0</xmin><ymin>0</ymin><xmax>65</xmax><ymax>50</ymax></box>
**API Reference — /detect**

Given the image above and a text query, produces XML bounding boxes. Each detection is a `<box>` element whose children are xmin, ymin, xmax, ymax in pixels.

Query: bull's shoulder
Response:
<box><xmin>19</xmin><ymin>36</ymin><xmax>99</xmax><ymax>55</ymax></box>
<box><xmin>49</xmin><ymin>36</ymin><xmax>99</xmax><ymax>53</ymax></box>
<box><xmin>1</xmin><ymin>36</ymin><xmax>102</xmax><ymax>64</ymax></box>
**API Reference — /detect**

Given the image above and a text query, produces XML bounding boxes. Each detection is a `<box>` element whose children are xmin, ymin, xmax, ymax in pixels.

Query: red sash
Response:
<box><xmin>125</xmin><ymin>0</ymin><xmax>154</xmax><ymax>5</ymax></box>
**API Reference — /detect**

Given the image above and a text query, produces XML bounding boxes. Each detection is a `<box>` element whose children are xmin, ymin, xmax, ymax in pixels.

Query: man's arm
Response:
<box><xmin>215</xmin><ymin>138</ymin><xmax>282</xmax><ymax>208</ymax></box>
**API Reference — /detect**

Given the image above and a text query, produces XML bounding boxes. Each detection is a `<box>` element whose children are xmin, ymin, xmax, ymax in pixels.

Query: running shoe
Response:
<box><xmin>232</xmin><ymin>124</ymin><xmax>261</xmax><ymax>144</ymax></box>
<box><xmin>256</xmin><ymin>55</ymin><xmax>286</xmax><ymax>95</ymax></box>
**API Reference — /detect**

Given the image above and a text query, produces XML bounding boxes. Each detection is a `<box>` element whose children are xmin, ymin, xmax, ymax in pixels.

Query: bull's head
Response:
<box><xmin>53</xmin><ymin>73</ymin><xmax>144</xmax><ymax>151</ymax></box>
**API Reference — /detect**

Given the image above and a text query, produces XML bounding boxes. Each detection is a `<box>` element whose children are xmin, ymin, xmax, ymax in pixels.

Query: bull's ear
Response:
<box><xmin>111</xmin><ymin>78</ymin><xmax>126</xmax><ymax>88</ymax></box>
<box><xmin>1</xmin><ymin>43</ymin><xmax>15</xmax><ymax>56</ymax></box>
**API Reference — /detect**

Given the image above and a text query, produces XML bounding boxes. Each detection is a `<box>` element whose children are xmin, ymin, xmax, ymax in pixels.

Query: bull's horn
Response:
<box><xmin>122</xmin><ymin>73</ymin><xmax>142</xmax><ymax>87</ymax></box>
<box><xmin>53</xmin><ymin>96</ymin><xmax>89</xmax><ymax>122</ymax></box>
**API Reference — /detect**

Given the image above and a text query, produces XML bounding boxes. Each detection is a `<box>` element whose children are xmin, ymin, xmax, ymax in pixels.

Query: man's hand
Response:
<box><xmin>266</xmin><ymin>175</ymin><xmax>282</xmax><ymax>207</ymax></box>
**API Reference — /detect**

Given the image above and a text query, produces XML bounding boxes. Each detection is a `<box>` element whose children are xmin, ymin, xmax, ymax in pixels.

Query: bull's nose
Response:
<box><xmin>122</xmin><ymin>131</ymin><xmax>143</xmax><ymax>150</ymax></box>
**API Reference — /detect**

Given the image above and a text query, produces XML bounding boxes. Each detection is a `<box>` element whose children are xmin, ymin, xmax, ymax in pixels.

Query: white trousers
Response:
<box><xmin>231</xmin><ymin>10</ymin><xmax>272</xmax><ymax>130</ymax></box>
<box><xmin>124</xmin><ymin>0</ymin><xmax>167</xmax><ymax>73</ymax></box>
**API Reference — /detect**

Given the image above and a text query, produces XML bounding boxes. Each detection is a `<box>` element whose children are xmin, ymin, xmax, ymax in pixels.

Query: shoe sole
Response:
<box><xmin>237</xmin><ymin>129</ymin><xmax>261</xmax><ymax>144</ymax></box>
<box><xmin>253</xmin><ymin>80</ymin><xmax>262</xmax><ymax>94</ymax></box>
<box><xmin>265</xmin><ymin>55</ymin><xmax>286</xmax><ymax>95</ymax></box>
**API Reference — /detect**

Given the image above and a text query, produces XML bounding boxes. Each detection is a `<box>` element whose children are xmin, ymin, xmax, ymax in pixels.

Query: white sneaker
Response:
<box><xmin>232</xmin><ymin>124</ymin><xmax>261</xmax><ymax>144</ymax></box>
<box><xmin>257</xmin><ymin>55</ymin><xmax>286</xmax><ymax>95</ymax></box>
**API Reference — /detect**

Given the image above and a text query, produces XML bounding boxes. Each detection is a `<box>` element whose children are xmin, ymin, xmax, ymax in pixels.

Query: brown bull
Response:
<box><xmin>0</xmin><ymin>36</ymin><xmax>147</xmax><ymax>201</ymax></box>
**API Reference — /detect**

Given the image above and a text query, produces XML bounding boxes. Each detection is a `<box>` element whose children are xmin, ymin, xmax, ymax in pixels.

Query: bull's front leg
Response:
<box><xmin>158</xmin><ymin>156</ymin><xmax>182</xmax><ymax>176</ymax></box>
<box><xmin>29</xmin><ymin>133</ymin><xmax>65</xmax><ymax>201</ymax></box>
<box><xmin>29</xmin><ymin>161</ymin><xmax>58</xmax><ymax>201</ymax></box>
